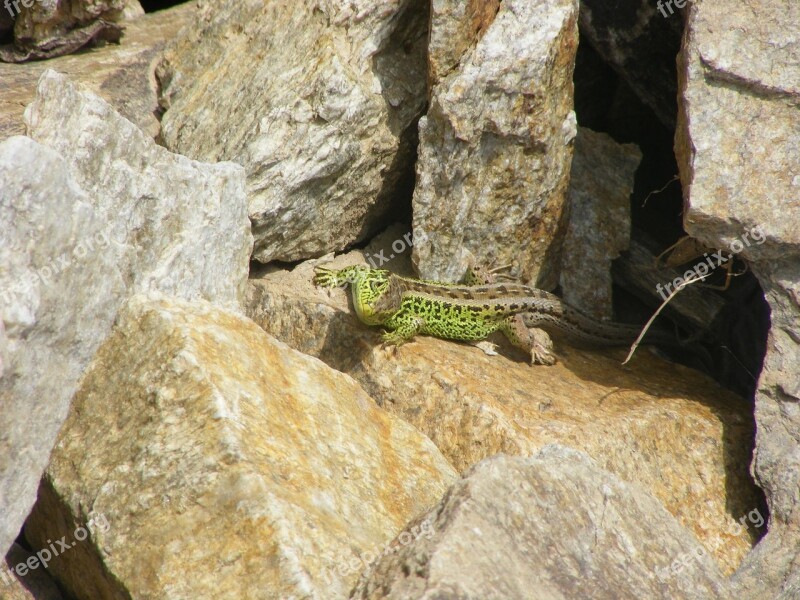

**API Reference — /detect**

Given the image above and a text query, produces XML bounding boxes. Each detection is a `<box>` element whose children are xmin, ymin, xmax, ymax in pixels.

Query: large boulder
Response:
<box><xmin>24</xmin><ymin>295</ymin><xmax>457</xmax><ymax>599</ymax></box>
<box><xmin>0</xmin><ymin>70</ymin><xmax>251</xmax><ymax>558</ymax></box>
<box><xmin>157</xmin><ymin>0</ymin><xmax>428</xmax><ymax>264</ymax></box>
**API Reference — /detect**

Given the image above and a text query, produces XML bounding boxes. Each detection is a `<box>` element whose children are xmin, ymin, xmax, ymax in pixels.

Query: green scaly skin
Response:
<box><xmin>314</xmin><ymin>264</ymin><xmax>674</xmax><ymax>365</ymax></box>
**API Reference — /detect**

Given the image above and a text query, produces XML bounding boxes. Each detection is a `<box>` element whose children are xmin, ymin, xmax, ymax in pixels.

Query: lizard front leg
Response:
<box><xmin>499</xmin><ymin>316</ymin><xmax>556</xmax><ymax>366</ymax></box>
<box><xmin>381</xmin><ymin>312</ymin><xmax>425</xmax><ymax>348</ymax></box>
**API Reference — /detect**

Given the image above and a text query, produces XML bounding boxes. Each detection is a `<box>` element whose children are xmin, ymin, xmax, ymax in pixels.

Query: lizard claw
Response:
<box><xmin>529</xmin><ymin>328</ymin><xmax>556</xmax><ymax>366</ymax></box>
<box><xmin>312</xmin><ymin>266</ymin><xmax>338</xmax><ymax>288</ymax></box>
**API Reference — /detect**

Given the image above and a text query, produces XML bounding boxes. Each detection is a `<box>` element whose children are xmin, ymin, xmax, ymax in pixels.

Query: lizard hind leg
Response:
<box><xmin>499</xmin><ymin>316</ymin><xmax>556</xmax><ymax>366</ymax></box>
<box><xmin>463</xmin><ymin>262</ymin><xmax>517</xmax><ymax>285</ymax></box>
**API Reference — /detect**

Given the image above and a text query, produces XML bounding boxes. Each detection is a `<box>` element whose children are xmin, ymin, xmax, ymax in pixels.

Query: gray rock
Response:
<box><xmin>412</xmin><ymin>0</ymin><xmax>579</xmax><ymax>288</ymax></box>
<box><xmin>351</xmin><ymin>448</ymin><xmax>729</xmax><ymax>599</ymax></box>
<box><xmin>676</xmin><ymin>1</ymin><xmax>800</xmax><ymax>597</ymax></box>
<box><xmin>560</xmin><ymin>127</ymin><xmax>640</xmax><ymax>319</ymax></box>
<box><xmin>0</xmin><ymin>70</ymin><xmax>251</xmax><ymax>557</ymax></box>
<box><xmin>157</xmin><ymin>0</ymin><xmax>428</xmax><ymax>264</ymax></box>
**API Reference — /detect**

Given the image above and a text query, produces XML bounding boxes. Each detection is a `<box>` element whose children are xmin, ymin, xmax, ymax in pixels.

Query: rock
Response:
<box><xmin>578</xmin><ymin>0</ymin><xmax>683</xmax><ymax>128</ymax></box>
<box><xmin>0</xmin><ymin>71</ymin><xmax>250</xmax><ymax>557</ymax></box>
<box><xmin>24</xmin><ymin>70</ymin><xmax>252</xmax><ymax>310</ymax></box>
<box><xmin>1</xmin><ymin>0</ymin><xmax>143</xmax><ymax>62</ymax></box>
<box><xmin>0</xmin><ymin>2</ymin><xmax>196</xmax><ymax>139</ymax></box>
<box><xmin>23</xmin><ymin>295</ymin><xmax>457</xmax><ymax>599</ymax></box>
<box><xmin>676</xmin><ymin>1</ymin><xmax>800</xmax><ymax>596</ymax></box>
<box><xmin>426</xmin><ymin>0</ymin><xmax>501</xmax><ymax>86</ymax></box>
<box><xmin>412</xmin><ymin>0</ymin><xmax>579</xmax><ymax>288</ymax></box>
<box><xmin>246</xmin><ymin>236</ymin><xmax>762</xmax><ymax>575</ymax></box>
<box><xmin>559</xmin><ymin>127</ymin><xmax>640</xmax><ymax>319</ymax></box>
<box><xmin>1</xmin><ymin>543</ymin><xmax>63</xmax><ymax>600</ymax></box>
<box><xmin>352</xmin><ymin>449</ymin><xmax>729</xmax><ymax>600</ymax></box>
<box><xmin>157</xmin><ymin>0</ymin><xmax>428</xmax><ymax>264</ymax></box>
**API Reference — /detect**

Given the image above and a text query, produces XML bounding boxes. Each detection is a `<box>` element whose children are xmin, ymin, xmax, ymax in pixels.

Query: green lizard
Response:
<box><xmin>313</xmin><ymin>264</ymin><xmax>677</xmax><ymax>365</ymax></box>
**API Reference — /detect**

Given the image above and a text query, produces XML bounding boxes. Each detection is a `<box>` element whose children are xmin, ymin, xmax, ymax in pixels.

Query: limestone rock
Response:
<box><xmin>0</xmin><ymin>2</ymin><xmax>196</xmax><ymax>139</ymax></box>
<box><xmin>0</xmin><ymin>71</ymin><xmax>250</xmax><ymax>557</ymax></box>
<box><xmin>578</xmin><ymin>0</ymin><xmax>683</xmax><ymax>128</ymax></box>
<box><xmin>412</xmin><ymin>0</ymin><xmax>579</xmax><ymax>288</ymax></box>
<box><xmin>24</xmin><ymin>70</ymin><xmax>252</xmax><ymax>310</ymax></box>
<box><xmin>352</xmin><ymin>449</ymin><xmax>730</xmax><ymax>599</ymax></box>
<box><xmin>676</xmin><ymin>2</ymin><xmax>800</xmax><ymax>596</ymax></box>
<box><xmin>246</xmin><ymin>240</ymin><xmax>762</xmax><ymax>575</ymax></box>
<box><xmin>560</xmin><ymin>127</ymin><xmax>640</xmax><ymax>319</ymax></box>
<box><xmin>157</xmin><ymin>0</ymin><xmax>428</xmax><ymax>264</ymax></box>
<box><xmin>24</xmin><ymin>295</ymin><xmax>457</xmax><ymax>599</ymax></box>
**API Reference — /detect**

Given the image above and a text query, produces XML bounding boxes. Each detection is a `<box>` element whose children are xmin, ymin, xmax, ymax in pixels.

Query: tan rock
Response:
<box><xmin>412</xmin><ymin>0</ymin><xmax>578</xmax><ymax>288</ymax></box>
<box><xmin>247</xmin><ymin>242</ymin><xmax>762</xmax><ymax>575</ymax></box>
<box><xmin>352</xmin><ymin>450</ymin><xmax>730</xmax><ymax>600</ymax></box>
<box><xmin>157</xmin><ymin>0</ymin><xmax>428</xmax><ymax>264</ymax></box>
<box><xmin>0</xmin><ymin>2</ymin><xmax>196</xmax><ymax>139</ymax></box>
<box><xmin>24</xmin><ymin>295</ymin><xmax>457</xmax><ymax>600</ymax></box>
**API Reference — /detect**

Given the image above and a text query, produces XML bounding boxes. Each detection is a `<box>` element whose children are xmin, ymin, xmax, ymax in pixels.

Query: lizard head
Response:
<box><xmin>314</xmin><ymin>265</ymin><xmax>391</xmax><ymax>325</ymax></box>
<box><xmin>349</xmin><ymin>266</ymin><xmax>391</xmax><ymax>325</ymax></box>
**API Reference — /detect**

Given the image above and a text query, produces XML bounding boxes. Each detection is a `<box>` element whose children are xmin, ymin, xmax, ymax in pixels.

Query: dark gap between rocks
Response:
<box><xmin>574</xmin><ymin>34</ymin><xmax>770</xmax><ymax>403</ymax></box>
<box><xmin>138</xmin><ymin>0</ymin><xmax>190</xmax><ymax>13</ymax></box>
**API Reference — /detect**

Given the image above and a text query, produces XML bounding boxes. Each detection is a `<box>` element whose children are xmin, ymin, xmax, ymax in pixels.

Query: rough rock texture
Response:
<box><xmin>24</xmin><ymin>295</ymin><xmax>457</xmax><ymax>600</ymax></box>
<box><xmin>1</xmin><ymin>543</ymin><xmax>63</xmax><ymax>600</ymax></box>
<box><xmin>578</xmin><ymin>0</ymin><xmax>683</xmax><ymax>128</ymax></box>
<box><xmin>0</xmin><ymin>2</ymin><xmax>196</xmax><ymax>139</ymax></box>
<box><xmin>0</xmin><ymin>71</ymin><xmax>250</xmax><ymax>558</ymax></box>
<box><xmin>246</xmin><ymin>233</ymin><xmax>762</xmax><ymax>575</ymax></box>
<box><xmin>412</xmin><ymin>0</ymin><xmax>579</xmax><ymax>288</ymax></box>
<box><xmin>157</xmin><ymin>0</ymin><xmax>428</xmax><ymax>264</ymax></box>
<box><xmin>24</xmin><ymin>71</ymin><xmax>251</xmax><ymax>309</ymax></box>
<box><xmin>676</xmin><ymin>1</ymin><xmax>800</xmax><ymax>596</ymax></box>
<box><xmin>426</xmin><ymin>0</ymin><xmax>501</xmax><ymax>86</ymax></box>
<box><xmin>559</xmin><ymin>127</ymin><xmax>640</xmax><ymax>319</ymax></box>
<box><xmin>2</xmin><ymin>0</ymin><xmax>143</xmax><ymax>62</ymax></box>
<box><xmin>352</xmin><ymin>449</ymin><xmax>729</xmax><ymax>600</ymax></box>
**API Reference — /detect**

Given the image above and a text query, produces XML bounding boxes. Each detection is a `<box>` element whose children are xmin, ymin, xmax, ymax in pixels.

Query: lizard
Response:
<box><xmin>313</xmin><ymin>264</ymin><xmax>680</xmax><ymax>365</ymax></box>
